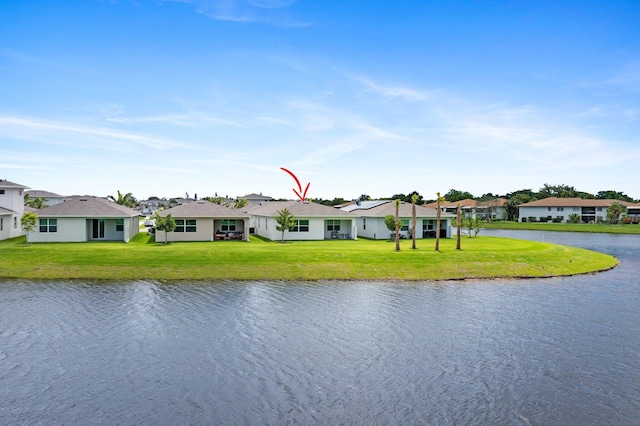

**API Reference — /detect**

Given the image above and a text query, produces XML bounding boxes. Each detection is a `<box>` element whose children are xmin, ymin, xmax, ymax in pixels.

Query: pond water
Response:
<box><xmin>1</xmin><ymin>231</ymin><xmax>639</xmax><ymax>425</ymax></box>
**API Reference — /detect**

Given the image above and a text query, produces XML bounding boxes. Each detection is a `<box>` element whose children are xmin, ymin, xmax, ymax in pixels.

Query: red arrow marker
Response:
<box><xmin>281</xmin><ymin>167</ymin><xmax>310</xmax><ymax>202</ymax></box>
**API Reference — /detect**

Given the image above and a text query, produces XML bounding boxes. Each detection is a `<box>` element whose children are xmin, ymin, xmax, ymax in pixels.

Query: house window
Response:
<box><xmin>597</xmin><ymin>207</ymin><xmax>602</xmax><ymax>212</ymax></box>
<box><xmin>0</xmin><ymin>217</ymin><xmax>3</xmax><ymax>231</ymax></box>
<box><xmin>291</xmin><ymin>219</ymin><xmax>309</xmax><ymax>232</ymax></box>
<box><xmin>327</xmin><ymin>220</ymin><xmax>341</xmax><ymax>231</ymax></box>
<box><xmin>557</xmin><ymin>207</ymin><xmax>564</xmax><ymax>211</ymax></box>
<box><xmin>547</xmin><ymin>207</ymin><xmax>552</xmax><ymax>211</ymax></box>
<box><xmin>116</xmin><ymin>219</ymin><xmax>124</xmax><ymax>232</ymax></box>
<box><xmin>14</xmin><ymin>217</ymin><xmax>17</xmax><ymax>229</ymax></box>
<box><xmin>175</xmin><ymin>219</ymin><xmax>197</xmax><ymax>233</ymax></box>
<box><xmin>39</xmin><ymin>218</ymin><xmax>57</xmax><ymax>233</ymax></box>
<box><xmin>221</xmin><ymin>219</ymin><xmax>236</xmax><ymax>231</ymax></box>
<box><xmin>0</xmin><ymin>190</ymin><xmax>4</xmax><ymax>194</ymax></box>
<box><xmin>363</xmin><ymin>218</ymin><xmax>366</xmax><ymax>230</ymax></box>
<box><xmin>401</xmin><ymin>219</ymin><xmax>409</xmax><ymax>231</ymax></box>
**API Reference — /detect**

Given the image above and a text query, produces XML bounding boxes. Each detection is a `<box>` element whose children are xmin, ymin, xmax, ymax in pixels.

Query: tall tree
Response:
<box><xmin>21</xmin><ymin>212</ymin><xmax>38</xmax><ymax>243</ymax></box>
<box><xmin>435</xmin><ymin>192</ymin><xmax>445</xmax><ymax>251</ymax></box>
<box><xmin>411</xmin><ymin>194</ymin><xmax>418</xmax><ymax>250</ymax></box>
<box><xmin>275</xmin><ymin>208</ymin><xmax>296</xmax><ymax>243</ymax></box>
<box><xmin>606</xmin><ymin>202</ymin><xmax>627</xmax><ymax>224</ymax></box>
<box><xmin>394</xmin><ymin>199</ymin><xmax>401</xmax><ymax>251</ymax></box>
<box><xmin>358</xmin><ymin>194</ymin><xmax>372</xmax><ymax>202</ymax></box>
<box><xmin>456</xmin><ymin>203</ymin><xmax>461</xmax><ymax>250</ymax></box>
<box><xmin>444</xmin><ymin>189</ymin><xmax>474</xmax><ymax>202</ymax></box>
<box><xmin>596</xmin><ymin>190</ymin><xmax>633</xmax><ymax>202</ymax></box>
<box><xmin>109</xmin><ymin>190</ymin><xmax>138</xmax><ymax>208</ymax></box>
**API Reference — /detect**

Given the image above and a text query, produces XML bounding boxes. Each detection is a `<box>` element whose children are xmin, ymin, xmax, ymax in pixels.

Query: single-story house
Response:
<box><xmin>246</xmin><ymin>200</ymin><xmax>357</xmax><ymax>241</ymax></box>
<box><xmin>424</xmin><ymin>198</ymin><xmax>507</xmax><ymax>220</ymax></box>
<box><xmin>27</xmin><ymin>196</ymin><xmax>141</xmax><ymax>243</ymax></box>
<box><xmin>0</xmin><ymin>179</ymin><xmax>29</xmax><ymax>241</ymax></box>
<box><xmin>155</xmin><ymin>201</ymin><xmax>250</xmax><ymax>242</ymax></box>
<box><xmin>341</xmin><ymin>200</ymin><xmax>455</xmax><ymax>239</ymax></box>
<box><xmin>517</xmin><ymin>197</ymin><xmax>634</xmax><ymax>223</ymax></box>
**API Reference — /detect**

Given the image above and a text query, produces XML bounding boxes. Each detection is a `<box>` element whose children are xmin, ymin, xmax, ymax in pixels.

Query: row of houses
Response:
<box><xmin>3</xmin><ymin>179</ymin><xmax>638</xmax><ymax>244</ymax></box>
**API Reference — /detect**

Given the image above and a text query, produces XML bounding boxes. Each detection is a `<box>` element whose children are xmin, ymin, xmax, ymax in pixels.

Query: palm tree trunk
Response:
<box><xmin>456</xmin><ymin>204</ymin><xmax>461</xmax><ymax>250</ymax></box>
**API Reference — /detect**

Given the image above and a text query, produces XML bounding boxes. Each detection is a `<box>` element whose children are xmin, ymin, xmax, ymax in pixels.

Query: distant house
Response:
<box><xmin>246</xmin><ymin>200</ymin><xmax>357</xmax><ymax>240</ymax></box>
<box><xmin>517</xmin><ymin>197</ymin><xmax>634</xmax><ymax>223</ymax></box>
<box><xmin>156</xmin><ymin>201</ymin><xmax>250</xmax><ymax>242</ymax></box>
<box><xmin>237</xmin><ymin>193</ymin><xmax>275</xmax><ymax>204</ymax></box>
<box><xmin>0</xmin><ymin>179</ymin><xmax>29</xmax><ymax>241</ymax></box>
<box><xmin>424</xmin><ymin>198</ymin><xmax>507</xmax><ymax>220</ymax></box>
<box><xmin>626</xmin><ymin>204</ymin><xmax>640</xmax><ymax>223</ymax></box>
<box><xmin>342</xmin><ymin>200</ymin><xmax>455</xmax><ymax>239</ymax></box>
<box><xmin>26</xmin><ymin>190</ymin><xmax>65</xmax><ymax>207</ymax></box>
<box><xmin>27</xmin><ymin>196</ymin><xmax>141</xmax><ymax>243</ymax></box>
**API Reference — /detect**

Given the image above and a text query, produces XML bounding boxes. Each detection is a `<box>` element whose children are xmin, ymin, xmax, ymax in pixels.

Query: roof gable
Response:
<box><xmin>36</xmin><ymin>196</ymin><xmax>140</xmax><ymax>217</ymax></box>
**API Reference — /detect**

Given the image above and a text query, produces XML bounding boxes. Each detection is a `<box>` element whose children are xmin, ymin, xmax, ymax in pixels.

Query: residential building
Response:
<box><xmin>342</xmin><ymin>200</ymin><xmax>454</xmax><ymax>240</ymax></box>
<box><xmin>517</xmin><ymin>197</ymin><xmax>634</xmax><ymax>223</ymax></box>
<box><xmin>424</xmin><ymin>198</ymin><xmax>507</xmax><ymax>220</ymax></box>
<box><xmin>26</xmin><ymin>190</ymin><xmax>65</xmax><ymax>207</ymax></box>
<box><xmin>0</xmin><ymin>179</ymin><xmax>29</xmax><ymax>241</ymax></box>
<box><xmin>27</xmin><ymin>196</ymin><xmax>141</xmax><ymax>243</ymax></box>
<box><xmin>155</xmin><ymin>201</ymin><xmax>250</xmax><ymax>242</ymax></box>
<box><xmin>247</xmin><ymin>200</ymin><xmax>357</xmax><ymax>240</ymax></box>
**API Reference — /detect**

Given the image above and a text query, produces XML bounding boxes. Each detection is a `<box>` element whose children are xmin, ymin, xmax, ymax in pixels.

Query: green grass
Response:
<box><xmin>0</xmin><ymin>234</ymin><xmax>618</xmax><ymax>281</ymax></box>
<box><xmin>482</xmin><ymin>221</ymin><xmax>640</xmax><ymax>234</ymax></box>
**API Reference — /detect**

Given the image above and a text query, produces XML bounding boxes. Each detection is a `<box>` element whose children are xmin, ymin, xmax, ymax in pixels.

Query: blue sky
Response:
<box><xmin>2</xmin><ymin>0</ymin><xmax>639</xmax><ymax>201</ymax></box>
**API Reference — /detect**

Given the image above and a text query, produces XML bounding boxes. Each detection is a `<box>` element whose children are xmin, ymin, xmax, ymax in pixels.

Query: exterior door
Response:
<box><xmin>92</xmin><ymin>219</ymin><xmax>105</xmax><ymax>239</ymax></box>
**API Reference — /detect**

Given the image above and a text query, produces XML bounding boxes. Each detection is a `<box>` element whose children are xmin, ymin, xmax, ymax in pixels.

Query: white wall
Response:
<box><xmin>157</xmin><ymin>218</ymin><xmax>215</xmax><ymax>242</ymax></box>
<box><xmin>253</xmin><ymin>216</ymin><xmax>355</xmax><ymax>241</ymax></box>
<box><xmin>28</xmin><ymin>218</ymin><xmax>87</xmax><ymax>242</ymax></box>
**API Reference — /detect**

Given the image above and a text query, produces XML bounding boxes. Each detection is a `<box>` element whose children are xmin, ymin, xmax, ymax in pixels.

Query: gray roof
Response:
<box><xmin>245</xmin><ymin>200</ymin><xmax>357</xmax><ymax>217</ymax></box>
<box><xmin>343</xmin><ymin>200</ymin><xmax>455</xmax><ymax>218</ymax></box>
<box><xmin>0</xmin><ymin>206</ymin><xmax>15</xmax><ymax>215</ymax></box>
<box><xmin>36</xmin><ymin>196</ymin><xmax>140</xmax><ymax>218</ymax></box>
<box><xmin>27</xmin><ymin>190</ymin><xmax>64</xmax><ymax>198</ymax></box>
<box><xmin>158</xmin><ymin>201</ymin><xmax>249</xmax><ymax>218</ymax></box>
<box><xmin>340</xmin><ymin>200</ymin><xmax>388</xmax><ymax>212</ymax></box>
<box><xmin>237</xmin><ymin>193</ymin><xmax>275</xmax><ymax>201</ymax></box>
<box><xmin>0</xmin><ymin>179</ymin><xmax>29</xmax><ymax>189</ymax></box>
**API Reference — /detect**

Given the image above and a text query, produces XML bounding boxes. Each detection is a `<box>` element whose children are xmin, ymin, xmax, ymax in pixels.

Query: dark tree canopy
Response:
<box><xmin>444</xmin><ymin>189</ymin><xmax>474</xmax><ymax>202</ymax></box>
<box><xmin>596</xmin><ymin>190</ymin><xmax>634</xmax><ymax>202</ymax></box>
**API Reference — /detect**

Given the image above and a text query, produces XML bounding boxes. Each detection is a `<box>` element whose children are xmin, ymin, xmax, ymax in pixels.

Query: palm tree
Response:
<box><xmin>109</xmin><ymin>190</ymin><xmax>138</xmax><ymax>208</ymax></box>
<box><xmin>456</xmin><ymin>203</ymin><xmax>461</xmax><ymax>250</ymax></box>
<box><xmin>395</xmin><ymin>199</ymin><xmax>401</xmax><ymax>251</ymax></box>
<box><xmin>411</xmin><ymin>194</ymin><xmax>418</xmax><ymax>249</ymax></box>
<box><xmin>435</xmin><ymin>191</ymin><xmax>445</xmax><ymax>251</ymax></box>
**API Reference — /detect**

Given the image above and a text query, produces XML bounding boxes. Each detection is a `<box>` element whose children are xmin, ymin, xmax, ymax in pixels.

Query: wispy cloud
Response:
<box><xmin>353</xmin><ymin>75</ymin><xmax>432</xmax><ymax>102</ymax></box>
<box><xmin>0</xmin><ymin>115</ymin><xmax>198</xmax><ymax>152</ymax></box>
<box><xmin>162</xmin><ymin>0</ymin><xmax>310</xmax><ymax>27</ymax></box>
<box><xmin>607</xmin><ymin>60</ymin><xmax>640</xmax><ymax>92</ymax></box>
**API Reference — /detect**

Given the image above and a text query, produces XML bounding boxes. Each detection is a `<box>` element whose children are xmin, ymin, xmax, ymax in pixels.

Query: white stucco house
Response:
<box><xmin>0</xmin><ymin>179</ymin><xmax>29</xmax><ymax>241</ymax></box>
<box><xmin>155</xmin><ymin>201</ymin><xmax>250</xmax><ymax>242</ymax></box>
<box><xmin>341</xmin><ymin>200</ymin><xmax>455</xmax><ymax>240</ymax></box>
<box><xmin>517</xmin><ymin>197</ymin><xmax>634</xmax><ymax>223</ymax></box>
<box><xmin>27</xmin><ymin>196</ymin><xmax>141</xmax><ymax>243</ymax></box>
<box><xmin>246</xmin><ymin>200</ymin><xmax>358</xmax><ymax>241</ymax></box>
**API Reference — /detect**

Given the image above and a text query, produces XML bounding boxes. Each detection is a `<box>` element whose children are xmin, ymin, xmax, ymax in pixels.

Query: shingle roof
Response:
<box><xmin>36</xmin><ymin>196</ymin><xmax>140</xmax><ymax>217</ymax></box>
<box><xmin>0</xmin><ymin>179</ymin><xmax>29</xmax><ymax>189</ymax></box>
<box><xmin>26</xmin><ymin>190</ymin><xmax>64</xmax><ymax>198</ymax></box>
<box><xmin>158</xmin><ymin>201</ymin><xmax>249</xmax><ymax>218</ymax></box>
<box><xmin>518</xmin><ymin>197</ymin><xmax>633</xmax><ymax>208</ymax></box>
<box><xmin>246</xmin><ymin>200</ymin><xmax>357</xmax><ymax>217</ymax></box>
<box><xmin>237</xmin><ymin>193</ymin><xmax>275</xmax><ymax>201</ymax></box>
<box><xmin>0</xmin><ymin>206</ymin><xmax>15</xmax><ymax>215</ymax></box>
<box><xmin>344</xmin><ymin>200</ymin><xmax>455</xmax><ymax>218</ymax></box>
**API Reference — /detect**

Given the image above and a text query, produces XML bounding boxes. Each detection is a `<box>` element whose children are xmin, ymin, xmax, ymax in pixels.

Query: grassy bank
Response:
<box><xmin>482</xmin><ymin>221</ymin><xmax>640</xmax><ymax>234</ymax></box>
<box><xmin>0</xmin><ymin>234</ymin><xmax>618</xmax><ymax>281</ymax></box>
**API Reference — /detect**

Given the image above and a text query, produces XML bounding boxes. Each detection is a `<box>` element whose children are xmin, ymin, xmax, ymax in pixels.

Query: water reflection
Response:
<box><xmin>0</xmin><ymin>232</ymin><xmax>639</xmax><ymax>424</ymax></box>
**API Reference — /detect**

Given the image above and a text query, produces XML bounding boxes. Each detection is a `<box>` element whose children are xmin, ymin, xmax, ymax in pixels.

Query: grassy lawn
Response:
<box><xmin>0</xmin><ymin>234</ymin><xmax>618</xmax><ymax>281</ymax></box>
<box><xmin>482</xmin><ymin>221</ymin><xmax>640</xmax><ymax>234</ymax></box>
